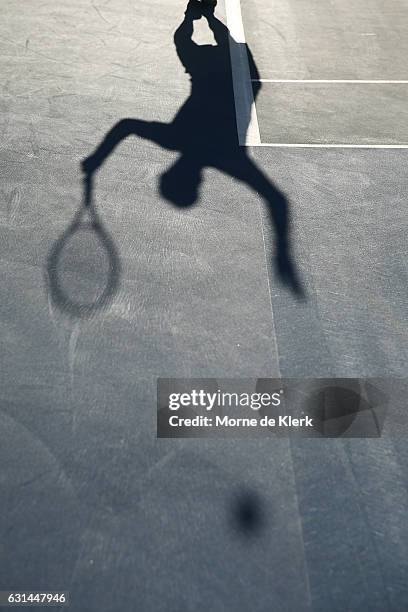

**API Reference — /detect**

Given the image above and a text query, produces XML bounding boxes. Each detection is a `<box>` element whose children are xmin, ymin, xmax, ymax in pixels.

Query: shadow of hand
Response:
<box><xmin>185</xmin><ymin>0</ymin><xmax>204</xmax><ymax>20</ymax></box>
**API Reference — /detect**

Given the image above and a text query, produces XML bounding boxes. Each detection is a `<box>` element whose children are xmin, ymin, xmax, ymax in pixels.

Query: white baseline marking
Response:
<box><xmin>254</xmin><ymin>143</ymin><xmax>408</xmax><ymax>149</ymax></box>
<box><xmin>224</xmin><ymin>0</ymin><xmax>261</xmax><ymax>145</ymax></box>
<box><xmin>252</xmin><ymin>79</ymin><xmax>408</xmax><ymax>84</ymax></box>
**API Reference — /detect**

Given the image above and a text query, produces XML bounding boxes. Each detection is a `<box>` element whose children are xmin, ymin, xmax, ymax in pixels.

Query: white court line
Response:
<box><xmin>224</xmin><ymin>0</ymin><xmax>408</xmax><ymax>148</ymax></box>
<box><xmin>254</xmin><ymin>143</ymin><xmax>408</xmax><ymax>149</ymax></box>
<box><xmin>252</xmin><ymin>79</ymin><xmax>408</xmax><ymax>84</ymax></box>
<box><xmin>224</xmin><ymin>0</ymin><xmax>261</xmax><ymax>145</ymax></box>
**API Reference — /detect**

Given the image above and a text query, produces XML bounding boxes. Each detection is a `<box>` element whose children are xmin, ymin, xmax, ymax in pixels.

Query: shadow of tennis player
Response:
<box><xmin>82</xmin><ymin>1</ymin><xmax>303</xmax><ymax>295</ymax></box>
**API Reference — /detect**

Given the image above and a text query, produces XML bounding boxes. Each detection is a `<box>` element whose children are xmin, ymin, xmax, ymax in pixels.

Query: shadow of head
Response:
<box><xmin>230</xmin><ymin>490</ymin><xmax>266</xmax><ymax>536</ymax></box>
<box><xmin>160</xmin><ymin>156</ymin><xmax>202</xmax><ymax>207</ymax></box>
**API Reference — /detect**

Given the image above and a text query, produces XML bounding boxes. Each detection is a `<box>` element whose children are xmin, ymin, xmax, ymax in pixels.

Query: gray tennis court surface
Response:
<box><xmin>0</xmin><ymin>0</ymin><xmax>407</xmax><ymax>610</ymax></box>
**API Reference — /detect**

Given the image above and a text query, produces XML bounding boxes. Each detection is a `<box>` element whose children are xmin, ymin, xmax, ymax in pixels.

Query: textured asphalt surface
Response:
<box><xmin>0</xmin><ymin>0</ymin><xmax>407</xmax><ymax>610</ymax></box>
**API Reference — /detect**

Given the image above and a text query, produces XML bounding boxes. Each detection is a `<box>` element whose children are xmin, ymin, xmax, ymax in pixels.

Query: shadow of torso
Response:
<box><xmin>172</xmin><ymin>43</ymin><xmax>238</xmax><ymax>153</ymax></box>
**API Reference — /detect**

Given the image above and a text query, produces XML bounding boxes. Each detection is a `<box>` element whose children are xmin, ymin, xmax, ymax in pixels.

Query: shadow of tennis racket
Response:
<box><xmin>46</xmin><ymin>174</ymin><xmax>121</xmax><ymax>318</ymax></box>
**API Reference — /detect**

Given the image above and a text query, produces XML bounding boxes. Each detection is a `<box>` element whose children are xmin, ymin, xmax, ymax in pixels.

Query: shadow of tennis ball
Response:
<box><xmin>230</xmin><ymin>490</ymin><xmax>265</xmax><ymax>536</ymax></box>
<box><xmin>307</xmin><ymin>385</ymin><xmax>363</xmax><ymax>437</ymax></box>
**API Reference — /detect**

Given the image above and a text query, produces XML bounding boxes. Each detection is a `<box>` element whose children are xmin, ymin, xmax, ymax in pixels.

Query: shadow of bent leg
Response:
<box><xmin>216</xmin><ymin>152</ymin><xmax>305</xmax><ymax>298</ymax></box>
